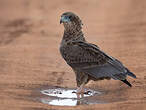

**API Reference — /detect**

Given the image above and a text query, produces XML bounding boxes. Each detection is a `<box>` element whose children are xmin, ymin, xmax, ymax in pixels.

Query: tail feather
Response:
<box><xmin>121</xmin><ymin>79</ymin><xmax>132</xmax><ymax>87</ymax></box>
<box><xmin>126</xmin><ymin>68</ymin><xmax>136</xmax><ymax>78</ymax></box>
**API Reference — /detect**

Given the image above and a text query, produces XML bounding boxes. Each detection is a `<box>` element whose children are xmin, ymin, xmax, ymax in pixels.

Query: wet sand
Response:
<box><xmin>0</xmin><ymin>0</ymin><xmax>146</xmax><ymax>110</ymax></box>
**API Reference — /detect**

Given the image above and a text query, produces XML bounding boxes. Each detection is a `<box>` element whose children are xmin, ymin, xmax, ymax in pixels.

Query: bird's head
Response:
<box><xmin>60</xmin><ymin>12</ymin><xmax>83</xmax><ymax>31</ymax></box>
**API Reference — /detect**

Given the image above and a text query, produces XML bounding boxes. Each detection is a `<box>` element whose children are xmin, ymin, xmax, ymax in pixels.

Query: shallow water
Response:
<box><xmin>40</xmin><ymin>88</ymin><xmax>102</xmax><ymax>106</ymax></box>
<box><xmin>41</xmin><ymin>88</ymin><xmax>100</xmax><ymax>98</ymax></box>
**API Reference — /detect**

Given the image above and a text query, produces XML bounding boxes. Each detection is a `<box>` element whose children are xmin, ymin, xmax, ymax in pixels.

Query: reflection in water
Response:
<box><xmin>40</xmin><ymin>88</ymin><xmax>104</xmax><ymax>106</ymax></box>
<box><xmin>40</xmin><ymin>98</ymin><xmax>105</xmax><ymax>106</ymax></box>
<box><xmin>41</xmin><ymin>98</ymin><xmax>77</xmax><ymax>106</ymax></box>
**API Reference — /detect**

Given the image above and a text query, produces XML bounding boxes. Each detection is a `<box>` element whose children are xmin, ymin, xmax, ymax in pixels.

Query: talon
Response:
<box><xmin>76</xmin><ymin>85</ymin><xmax>85</xmax><ymax>99</ymax></box>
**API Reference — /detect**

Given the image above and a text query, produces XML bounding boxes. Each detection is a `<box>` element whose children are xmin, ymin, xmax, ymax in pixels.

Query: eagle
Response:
<box><xmin>59</xmin><ymin>12</ymin><xmax>136</xmax><ymax>98</ymax></box>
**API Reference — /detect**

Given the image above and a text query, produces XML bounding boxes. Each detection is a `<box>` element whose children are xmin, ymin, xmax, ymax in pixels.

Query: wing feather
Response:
<box><xmin>60</xmin><ymin>41</ymin><xmax>133</xmax><ymax>80</ymax></box>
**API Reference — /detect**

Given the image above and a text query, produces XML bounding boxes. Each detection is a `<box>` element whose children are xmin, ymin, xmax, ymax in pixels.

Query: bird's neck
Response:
<box><xmin>62</xmin><ymin>29</ymin><xmax>85</xmax><ymax>42</ymax></box>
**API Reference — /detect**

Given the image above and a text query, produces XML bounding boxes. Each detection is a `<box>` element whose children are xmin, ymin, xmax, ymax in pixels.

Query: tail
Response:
<box><xmin>126</xmin><ymin>68</ymin><xmax>136</xmax><ymax>79</ymax></box>
<box><xmin>121</xmin><ymin>79</ymin><xmax>132</xmax><ymax>87</ymax></box>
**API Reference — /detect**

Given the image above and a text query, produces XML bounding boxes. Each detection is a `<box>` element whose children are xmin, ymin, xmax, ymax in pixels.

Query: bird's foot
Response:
<box><xmin>77</xmin><ymin>87</ymin><xmax>85</xmax><ymax>94</ymax></box>
<box><xmin>76</xmin><ymin>87</ymin><xmax>85</xmax><ymax>99</ymax></box>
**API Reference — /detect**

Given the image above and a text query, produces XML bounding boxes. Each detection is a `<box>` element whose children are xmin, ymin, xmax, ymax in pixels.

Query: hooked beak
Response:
<box><xmin>60</xmin><ymin>19</ymin><xmax>63</xmax><ymax>24</ymax></box>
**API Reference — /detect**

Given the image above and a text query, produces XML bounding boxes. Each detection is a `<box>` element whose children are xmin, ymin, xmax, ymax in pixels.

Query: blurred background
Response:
<box><xmin>0</xmin><ymin>0</ymin><xmax>145</xmax><ymax>110</ymax></box>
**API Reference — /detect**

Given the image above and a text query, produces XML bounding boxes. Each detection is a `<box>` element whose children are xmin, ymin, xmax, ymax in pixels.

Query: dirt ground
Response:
<box><xmin>0</xmin><ymin>0</ymin><xmax>146</xmax><ymax>110</ymax></box>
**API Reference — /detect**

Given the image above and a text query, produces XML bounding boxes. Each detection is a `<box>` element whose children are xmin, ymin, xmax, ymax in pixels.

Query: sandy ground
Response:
<box><xmin>0</xmin><ymin>0</ymin><xmax>146</xmax><ymax>110</ymax></box>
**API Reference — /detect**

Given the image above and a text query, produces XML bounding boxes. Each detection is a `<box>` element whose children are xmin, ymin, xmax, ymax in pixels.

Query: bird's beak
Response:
<box><xmin>60</xmin><ymin>16</ymin><xmax>65</xmax><ymax>24</ymax></box>
<box><xmin>60</xmin><ymin>19</ymin><xmax>63</xmax><ymax>24</ymax></box>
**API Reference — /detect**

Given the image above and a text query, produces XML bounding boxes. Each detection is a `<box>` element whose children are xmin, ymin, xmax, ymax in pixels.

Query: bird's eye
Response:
<box><xmin>69</xmin><ymin>16</ymin><xmax>72</xmax><ymax>19</ymax></box>
<box><xmin>64</xmin><ymin>16</ymin><xmax>70</xmax><ymax>20</ymax></box>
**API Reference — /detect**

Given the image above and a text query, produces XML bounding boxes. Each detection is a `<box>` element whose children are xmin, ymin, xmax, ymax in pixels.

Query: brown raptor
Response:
<box><xmin>59</xmin><ymin>12</ymin><xmax>136</xmax><ymax>98</ymax></box>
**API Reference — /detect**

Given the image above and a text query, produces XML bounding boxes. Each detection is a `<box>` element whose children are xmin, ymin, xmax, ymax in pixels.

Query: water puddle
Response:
<box><xmin>40</xmin><ymin>88</ymin><xmax>104</xmax><ymax>106</ymax></box>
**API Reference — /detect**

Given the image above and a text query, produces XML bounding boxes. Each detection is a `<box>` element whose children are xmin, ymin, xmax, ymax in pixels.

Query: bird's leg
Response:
<box><xmin>76</xmin><ymin>83</ymin><xmax>85</xmax><ymax>99</ymax></box>
<box><xmin>75</xmin><ymin>72</ymin><xmax>88</xmax><ymax>99</ymax></box>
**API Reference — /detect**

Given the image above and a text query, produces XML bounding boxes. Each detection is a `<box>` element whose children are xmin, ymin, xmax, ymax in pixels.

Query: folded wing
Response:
<box><xmin>64</xmin><ymin>41</ymin><xmax>136</xmax><ymax>80</ymax></box>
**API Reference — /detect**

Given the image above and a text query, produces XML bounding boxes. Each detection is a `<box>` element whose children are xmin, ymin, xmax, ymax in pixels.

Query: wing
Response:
<box><xmin>60</xmin><ymin>41</ymin><xmax>136</xmax><ymax>80</ymax></box>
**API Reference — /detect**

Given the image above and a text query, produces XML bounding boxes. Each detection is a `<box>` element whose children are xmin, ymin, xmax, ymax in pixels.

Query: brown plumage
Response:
<box><xmin>59</xmin><ymin>12</ymin><xmax>136</xmax><ymax>96</ymax></box>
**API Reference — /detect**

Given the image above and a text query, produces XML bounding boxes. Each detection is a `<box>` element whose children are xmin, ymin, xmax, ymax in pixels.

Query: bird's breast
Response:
<box><xmin>59</xmin><ymin>42</ymin><xmax>81</xmax><ymax>63</ymax></box>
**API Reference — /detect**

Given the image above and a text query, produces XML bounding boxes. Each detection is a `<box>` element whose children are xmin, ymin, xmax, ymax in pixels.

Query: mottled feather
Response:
<box><xmin>60</xmin><ymin>12</ymin><xmax>136</xmax><ymax>87</ymax></box>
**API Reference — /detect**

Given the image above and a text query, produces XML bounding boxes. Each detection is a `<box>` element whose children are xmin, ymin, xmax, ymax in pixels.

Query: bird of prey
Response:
<box><xmin>59</xmin><ymin>12</ymin><xmax>136</xmax><ymax>97</ymax></box>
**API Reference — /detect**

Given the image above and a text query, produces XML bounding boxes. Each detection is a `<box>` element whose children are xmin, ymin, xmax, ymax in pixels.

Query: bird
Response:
<box><xmin>59</xmin><ymin>12</ymin><xmax>136</xmax><ymax>98</ymax></box>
